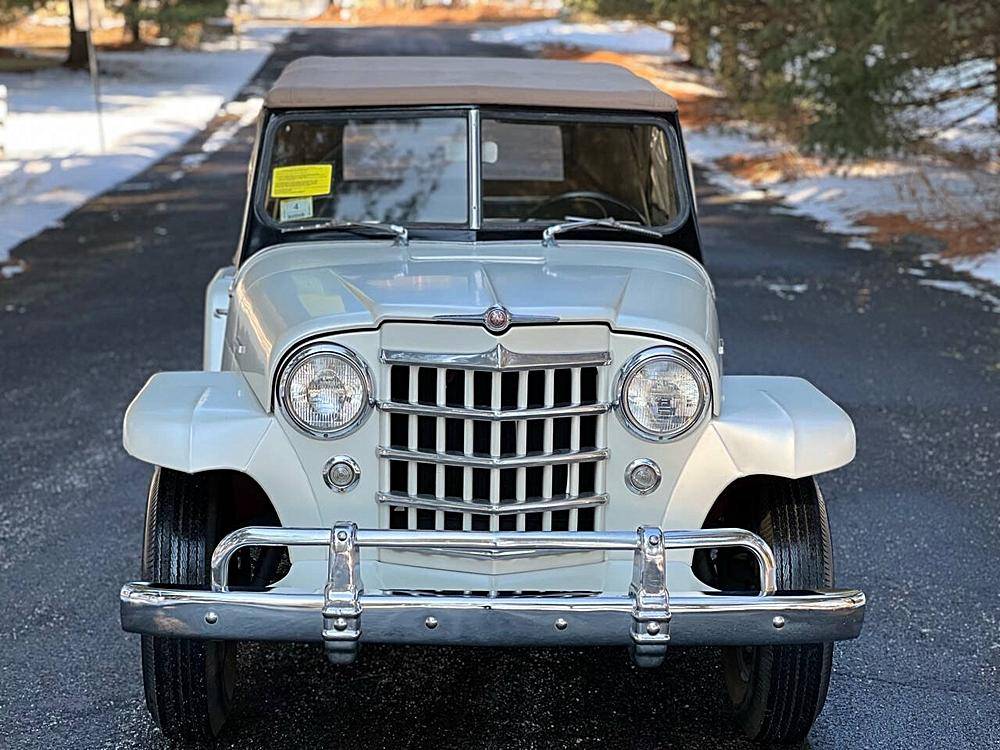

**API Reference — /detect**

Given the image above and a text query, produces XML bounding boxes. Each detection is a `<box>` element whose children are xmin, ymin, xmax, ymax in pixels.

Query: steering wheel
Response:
<box><xmin>524</xmin><ymin>190</ymin><xmax>646</xmax><ymax>223</ymax></box>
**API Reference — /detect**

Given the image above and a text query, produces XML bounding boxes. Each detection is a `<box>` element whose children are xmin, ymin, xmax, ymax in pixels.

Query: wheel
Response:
<box><xmin>140</xmin><ymin>467</ymin><xmax>236</xmax><ymax>741</ymax></box>
<box><xmin>720</xmin><ymin>477</ymin><xmax>835</xmax><ymax>744</ymax></box>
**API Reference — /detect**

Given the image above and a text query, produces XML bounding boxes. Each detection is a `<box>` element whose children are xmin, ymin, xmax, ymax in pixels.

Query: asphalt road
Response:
<box><xmin>1</xmin><ymin>26</ymin><xmax>998</xmax><ymax>750</ymax></box>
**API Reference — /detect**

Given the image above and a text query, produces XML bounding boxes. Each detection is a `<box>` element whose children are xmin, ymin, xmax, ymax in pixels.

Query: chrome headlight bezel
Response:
<box><xmin>615</xmin><ymin>345</ymin><xmax>711</xmax><ymax>442</ymax></box>
<box><xmin>276</xmin><ymin>342</ymin><xmax>374</xmax><ymax>439</ymax></box>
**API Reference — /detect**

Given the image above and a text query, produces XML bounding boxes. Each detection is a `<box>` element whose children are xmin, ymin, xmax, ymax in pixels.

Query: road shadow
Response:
<box><xmin>207</xmin><ymin>642</ymin><xmax>760</xmax><ymax>749</ymax></box>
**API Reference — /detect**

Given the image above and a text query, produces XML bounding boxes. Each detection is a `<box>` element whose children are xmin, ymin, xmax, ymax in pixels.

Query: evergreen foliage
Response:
<box><xmin>568</xmin><ymin>0</ymin><xmax>1000</xmax><ymax>155</ymax></box>
<box><xmin>119</xmin><ymin>0</ymin><xmax>229</xmax><ymax>44</ymax></box>
<box><xmin>0</xmin><ymin>0</ymin><xmax>42</xmax><ymax>27</ymax></box>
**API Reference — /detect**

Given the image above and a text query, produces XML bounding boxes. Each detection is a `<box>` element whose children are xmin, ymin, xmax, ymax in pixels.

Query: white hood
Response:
<box><xmin>228</xmin><ymin>239</ymin><xmax>720</xmax><ymax>404</ymax></box>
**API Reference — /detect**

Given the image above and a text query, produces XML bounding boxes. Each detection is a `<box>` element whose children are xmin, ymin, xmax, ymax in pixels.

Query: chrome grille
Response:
<box><xmin>377</xmin><ymin>347</ymin><xmax>610</xmax><ymax>534</ymax></box>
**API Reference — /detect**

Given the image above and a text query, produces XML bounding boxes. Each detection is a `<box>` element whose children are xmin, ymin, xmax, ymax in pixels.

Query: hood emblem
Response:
<box><xmin>484</xmin><ymin>306</ymin><xmax>512</xmax><ymax>333</ymax></box>
<box><xmin>433</xmin><ymin>308</ymin><xmax>560</xmax><ymax>331</ymax></box>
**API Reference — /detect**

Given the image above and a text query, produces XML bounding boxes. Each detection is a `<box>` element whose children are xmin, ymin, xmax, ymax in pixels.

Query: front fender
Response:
<box><xmin>124</xmin><ymin>372</ymin><xmax>270</xmax><ymax>473</ymax></box>
<box><xmin>664</xmin><ymin>375</ymin><xmax>855</xmax><ymax>532</ymax></box>
<box><xmin>713</xmin><ymin>375</ymin><xmax>855</xmax><ymax>478</ymax></box>
<box><xmin>122</xmin><ymin>371</ymin><xmax>323</xmax><ymax>530</ymax></box>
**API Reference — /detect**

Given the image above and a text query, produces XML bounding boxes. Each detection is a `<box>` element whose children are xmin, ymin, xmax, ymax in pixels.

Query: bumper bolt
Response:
<box><xmin>648</xmin><ymin>534</ymin><xmax>660</xmax><ymax>547</ymax></box>
<box><xmin>772</xmin><ymin>615</ymin><xmax>786</xmax><ymax>629</ymax></box>
<box><xmin>646</xmin><ymin>621</ymin><xmax>661</xmax><ymax>635</ymax></box>
<box><xmin>337</xmin><ymin>531</ymin><xmax>348</xmax><ymax>542</ymax></box>
<box><xmin>424</xmin><ymin>616</ymin><xmax>439</xmax><ymax>630</ymax></box>
<box><xmin>554</xmin><ymin>618</ymin><xmax>569</xmax><ymax>631</ymax></box>
<box><xmin>204</xmin><ymin>611</ymin><xmax>218</xmax><ymax>625</ymax></box>
<box><xmin>332</xmin><ymin>617</ymin><xmax>349</xmax><ymax>631</ymax></box>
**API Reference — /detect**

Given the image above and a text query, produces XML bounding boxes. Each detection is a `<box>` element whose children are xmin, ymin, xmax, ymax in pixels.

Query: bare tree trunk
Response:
<box><xmin>66</xmin><ymin>1</ymin><xmax>91</xmax><ymax>70</ymax></box>
<box><xmin>126</xmin><ymin>0</ymin><xmax>142</xmax><ymax>44</ymax></box>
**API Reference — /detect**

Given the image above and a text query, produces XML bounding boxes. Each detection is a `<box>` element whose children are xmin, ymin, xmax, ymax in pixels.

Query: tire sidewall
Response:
<box><xmin>140</xmin><ymin>468</ymin><xmax>235</xmax><ymax>739</ymax></box>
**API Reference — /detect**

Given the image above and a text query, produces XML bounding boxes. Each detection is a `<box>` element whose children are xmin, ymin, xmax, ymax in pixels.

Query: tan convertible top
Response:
<box><xmin>264</xmin><ymin>56</ymin><xmax>678</xmax><ymax>112</ymax></box>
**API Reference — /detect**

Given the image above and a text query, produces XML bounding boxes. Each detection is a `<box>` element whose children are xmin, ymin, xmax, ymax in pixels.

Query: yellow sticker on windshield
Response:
<box><xmin>270</xmin><ymin>164</ymin><xmax>332</xmax><ymax>198</ymax></box>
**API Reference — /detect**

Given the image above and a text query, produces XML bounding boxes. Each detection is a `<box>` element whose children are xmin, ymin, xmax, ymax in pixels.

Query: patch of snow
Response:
<box><xmin>917</xmin><ymin>278</ymin><xmax>1000</xmax><ymax>313</ymax></box>
<box><xmin>0</xmin><ymin>29</ymin><xmax>286</xmax><ymax>273</ymax></box>
<box><xmin>472</xmin><ymin>19</ymin><xmax>682</xmax><ymax>59</ymax></box>
<box><xmin>175</xmin><ymin>96</ymin><xmax>264</xmax><ymax>174</ymax></box>
<box><xmin>766</xmin><ymin>282</ymin><xmax>809</xmax><ymax>300</ymax></box>
<box><xmin>1</xmin><ymin>260</ymin><xmax>25</xmax><ymax>278</ymax></box>
<box><xmin>908</xmin><ymin>59</ymin><xmax>999</xmax><ymax>158</ymax></box>
<box><xmin>688</xmin><ymin>124</ymin><xmax>997</xmax><ymax>271</ymax></box>
<box><xmin>240</xmin><ymin>0</ymin><xmax>329</xmax><ymax>20</ymax></box>
<box><xmin>938</xmin><ymin>248</ymin><xmax>1000</xmax><ymax>287</ymax></box>
<box><xmin>684</xmin><ymin>127</ymin><xmax>778</xmax><ymax>164</ymax></box>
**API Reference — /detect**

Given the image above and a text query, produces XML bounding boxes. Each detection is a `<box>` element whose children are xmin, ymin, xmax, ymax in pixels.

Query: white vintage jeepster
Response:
<box><xmin>119</xmin><ymin>56</ymin><xmax>865</xmax><ymax>743</ymax></box>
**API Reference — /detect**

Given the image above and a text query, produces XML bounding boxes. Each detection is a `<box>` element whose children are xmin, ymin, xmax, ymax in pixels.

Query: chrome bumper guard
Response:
<box><xmin>120</xmin><ymin>524</ymin><xmax>866</xmax><ymax>668</ymax></box>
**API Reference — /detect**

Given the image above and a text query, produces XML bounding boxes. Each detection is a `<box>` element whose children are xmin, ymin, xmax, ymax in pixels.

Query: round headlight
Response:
<box><xmin>618</xmin><ymin>346</ymin><xmax>709</xmax><ymax>440</ymax></box>
<box><xmin>278</xmin><ymin>344</ymin><xmax>373</xmax><ymax>438</ymax></box>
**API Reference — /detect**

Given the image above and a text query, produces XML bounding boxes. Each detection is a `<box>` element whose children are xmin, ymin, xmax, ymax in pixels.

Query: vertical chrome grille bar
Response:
<box><xmin>489</xmin><ymin>371</ymin><xmax>502</xmax><ymax>532</ymax></box>
<box><xmin>515</xmin><ymin>370</ymin><xmax>528</xmax><ymax>532</ymax></box>
<box><xmin>542</xmin><ymin>369</ymin><xmax>555</xmax><ymax>532</ymax></box>
<box><xmin>462</xmin><ymin>370</ymin><xmax>474</xmax><ymax>531</ymax></box>
<box><xmin>407</xmin><ymin>365</ymin><xmax>419</xmax><ymax>530</ymax></box>
<box><xmin>435</xmin><ymin>368</ymin><xmax>447</xmax><ymax>531</ymax></box>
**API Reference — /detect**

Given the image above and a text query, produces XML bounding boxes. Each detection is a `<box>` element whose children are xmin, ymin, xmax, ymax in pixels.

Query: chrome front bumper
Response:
<box><xmin>120</xmin><ymin>524</ymin><xmax>866</xmax><ymax>668</ymax></box>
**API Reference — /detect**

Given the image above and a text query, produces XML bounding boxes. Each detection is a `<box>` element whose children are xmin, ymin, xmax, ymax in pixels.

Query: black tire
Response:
<box><xmin>140</xmin><ymin>467</ymin><xmax>236</xmax><ymax>741</ymax></box>
<box><xmin>722</xmin><ymin>477</ymin><xmax>835</xmax><ymax>744</ymax></box>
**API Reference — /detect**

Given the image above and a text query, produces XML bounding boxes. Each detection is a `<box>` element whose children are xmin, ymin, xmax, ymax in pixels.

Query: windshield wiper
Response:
<box><xmin>541</xmin><ymin>216</ymin><xmax>663</xmax><ymax>247</ymax></box>
<box><xmin>280</xmin><ymin>220</ymin><xmax>409</xmax><ymax>245</ymax></box>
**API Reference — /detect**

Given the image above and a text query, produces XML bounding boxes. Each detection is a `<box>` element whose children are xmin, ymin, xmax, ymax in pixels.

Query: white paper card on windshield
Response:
<box><xmin>279</xmin><ymin>196</ymin><xmax>314</xmax><ymax>222</ymax></box>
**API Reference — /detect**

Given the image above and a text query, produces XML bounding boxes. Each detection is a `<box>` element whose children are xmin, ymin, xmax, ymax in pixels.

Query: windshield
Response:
<box><xmin>262</xmin><ymin>114</ymin><xmax>469</xmax><ymax>226</ymax></box>
<box><xmin>481</xmin><ymin>117</ymin><xmax>682</xmax><ymax>226</ymax></box>
<box><xmin>257</xmin><ymin>110</ymin><xmax>685</xmax><ymax>231</ymax></box>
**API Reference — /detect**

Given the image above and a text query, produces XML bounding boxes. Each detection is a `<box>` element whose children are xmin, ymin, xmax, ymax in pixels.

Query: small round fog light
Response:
<box><xmin>625</xmin><ymin>458</ymin><xmax>661</xmax><ymax>495</ymax></box>
<box><xmin>324</xmin><ymin>456</ymin><xmax>360</xmax><ymax>492</ymax></box>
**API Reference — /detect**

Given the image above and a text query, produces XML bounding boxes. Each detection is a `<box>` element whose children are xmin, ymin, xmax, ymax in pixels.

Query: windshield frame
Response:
<box><xmin>240</xmin><ymin>105</ymin><xmax>697</xmax><ymax>259</ymax></box>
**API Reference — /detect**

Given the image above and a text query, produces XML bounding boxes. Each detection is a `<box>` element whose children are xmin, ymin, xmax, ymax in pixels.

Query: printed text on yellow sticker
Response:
<box><xmin>271</xmin><ymin>164</ymin><xmax>333</xmax><ymax>198</ymax></box>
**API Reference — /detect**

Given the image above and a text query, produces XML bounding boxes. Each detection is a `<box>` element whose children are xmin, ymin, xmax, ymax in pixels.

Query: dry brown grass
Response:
<box><xmin>0</xmin><ymin>20</ymin><xmax>136</xmax><ymax>53</ymax></box>
<box><xmin>715</xmin><ymin>151</ymin><xmax>825</xmax><ymax>182</ymax></box>
<box><xmin>860</xmin><ymin>212</ymin><xmax>1000</xmax><ymax>257</ymax></box>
